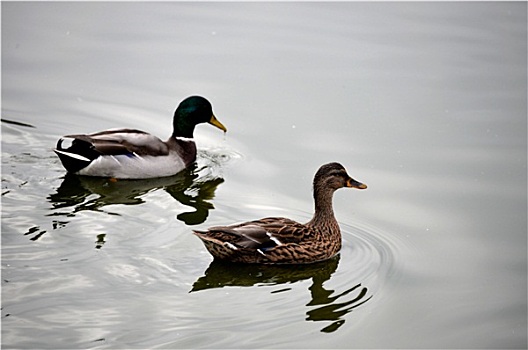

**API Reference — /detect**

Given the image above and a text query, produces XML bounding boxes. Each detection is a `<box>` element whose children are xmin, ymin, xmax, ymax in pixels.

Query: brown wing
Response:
<box><xmin>65</xmin><ymin>129</ymin><xmax>170</xmax><ymax>156</ymax></box>
<box><xmin>200</xmin><ymin>217</ymin><xmax>313</xmax><ymax>251</ymax></box>
<box><xmin>241</xmin><ymin>217</ymin><xmax>314</xmax><ymax>244</ymax></box>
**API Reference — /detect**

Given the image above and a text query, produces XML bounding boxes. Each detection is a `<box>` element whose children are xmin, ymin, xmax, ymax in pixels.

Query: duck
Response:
<box><xmin>193</xmin><ymin>162</ymin><xmax>367</xmax><ymax>264</ymax></box>
<box><xmin>54</xmin><ymin>96</ymin><xmax>227</xmax><ymax>179</ymax></box>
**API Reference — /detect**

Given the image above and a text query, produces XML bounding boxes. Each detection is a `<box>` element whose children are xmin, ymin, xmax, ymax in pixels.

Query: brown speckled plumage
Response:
<box><xmin>193</xmin><ymin>162</ymin><xmax>367</xmax><ymax>264</ymax></box>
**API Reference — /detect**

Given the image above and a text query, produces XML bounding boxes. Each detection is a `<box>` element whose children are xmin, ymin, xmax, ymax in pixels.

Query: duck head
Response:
<box><xmin>314</xmin><ymin>162</ymin><xmax>367</xmax><ymax>192</ymax></box>
<box><xmin>172</xmin><ymin>96</ymin><xmax>227</xmax><ymax>138</ymax></box>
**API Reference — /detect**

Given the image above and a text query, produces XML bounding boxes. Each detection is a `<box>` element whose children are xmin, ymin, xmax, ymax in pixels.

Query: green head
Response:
<box><xmin>172</xmin><ymin>96</ymin><xmax>227</xmax><ymax>138</ymax></box>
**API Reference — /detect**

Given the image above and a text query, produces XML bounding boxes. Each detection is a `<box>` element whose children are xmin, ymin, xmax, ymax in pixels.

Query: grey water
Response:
<box><xmin>2</xmin><ymin>2</ymin><xmax>526</xmax><ymax>349</ymax></box>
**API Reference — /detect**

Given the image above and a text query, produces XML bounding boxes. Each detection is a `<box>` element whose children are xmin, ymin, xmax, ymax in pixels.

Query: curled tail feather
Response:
<box><xmin>54</xmin><ymin>137</ymin><xmax>100</xmax><ymax>173</ymax></box>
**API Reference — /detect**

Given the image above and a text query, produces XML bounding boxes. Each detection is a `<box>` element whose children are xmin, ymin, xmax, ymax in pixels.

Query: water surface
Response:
<box><xmin>2</xmin><ymin>2</ymin><xmax>526</xmax><ymax>349</ymax></box>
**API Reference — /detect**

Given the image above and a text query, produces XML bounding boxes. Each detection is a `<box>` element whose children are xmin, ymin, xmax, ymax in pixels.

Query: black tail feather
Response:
<box><xmin>54</xmin><ymin>137</ymin><xmax>101</xmax><ymax>173</ymax></box>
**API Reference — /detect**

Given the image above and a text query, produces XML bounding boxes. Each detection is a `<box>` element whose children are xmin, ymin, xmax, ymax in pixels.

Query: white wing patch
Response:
<box><xmin>54</xmin><ymin>149</ymin><xmax>91</xmax><ymax>162</ymax></box>
<box><xmin>224</xmin><ymin>242</ymin><xmax>238</xmax><ymax>250</ymax></box>
<box><xmin>266</xmin><ymin>232</ymin><xmax>282</xmax><ymax>246</ymax></box>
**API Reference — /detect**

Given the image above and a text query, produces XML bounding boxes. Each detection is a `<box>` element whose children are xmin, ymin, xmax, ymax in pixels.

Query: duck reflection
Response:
<box><xmin>47</xmin><ymin>164</ymin><xmax>224</xmax><ymax>225</ymax></box>
<box><xmin>191</xmin><ymin>255</ymin><xmax>372</xmax><ymax>333</ymax></box>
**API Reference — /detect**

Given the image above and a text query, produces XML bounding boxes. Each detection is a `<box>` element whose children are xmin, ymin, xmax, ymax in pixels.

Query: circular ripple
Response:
<box><xmin>339</xmin><ymin>220</ymin><xmax>400</xmax><ymax>292</ymax></box>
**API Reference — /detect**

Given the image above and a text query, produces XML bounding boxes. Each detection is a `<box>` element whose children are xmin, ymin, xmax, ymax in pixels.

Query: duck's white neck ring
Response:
<box><xmin>175</xmin><ymin>136</ymin><xmax>195</xmax><ymax>142</ymax></box>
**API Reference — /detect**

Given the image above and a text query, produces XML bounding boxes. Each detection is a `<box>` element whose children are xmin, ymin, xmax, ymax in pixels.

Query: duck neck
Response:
<box><xmin>308</xmin><ymin>187</ymin><xmax>338</xmax><ymax>228</ymax></box>
<box><xmin>166</xmin><ymin>136</ymin><xmax>197</xmax><ymax>166</ymax></box>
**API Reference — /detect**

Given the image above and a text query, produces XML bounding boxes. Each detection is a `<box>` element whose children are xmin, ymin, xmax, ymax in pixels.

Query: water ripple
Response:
<box><xmin>340</xmin><ymin>220</ymin><xmax>400</xmax><ymax>291</ymax></box>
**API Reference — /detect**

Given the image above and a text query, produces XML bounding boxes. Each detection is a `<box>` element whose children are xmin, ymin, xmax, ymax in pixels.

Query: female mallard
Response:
<box><xmin>193</xmin><ymin>162</ymin><xmax>367</xmax><ymax>264</ymax></box>
<box><xmin>54</xmin><ymin>96</ymin><xmax>227</xmax><ymax>179</ymax></box>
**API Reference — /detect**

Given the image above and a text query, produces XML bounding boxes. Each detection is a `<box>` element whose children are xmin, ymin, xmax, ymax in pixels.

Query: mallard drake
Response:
<box><xmin>54</xmin><ymin>96</ymin><xmax>226</xmax><ymax>179</ymax></box>
<box><xmin>193</xmin><ymin>162</ymin><xmax>367</xmax><ymax>264</ymax></box>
